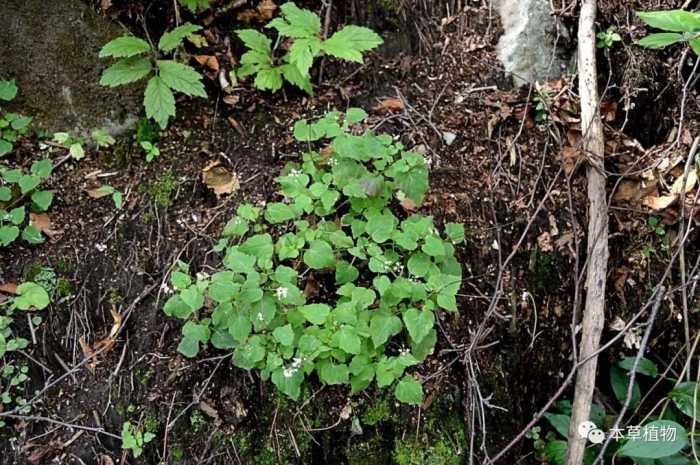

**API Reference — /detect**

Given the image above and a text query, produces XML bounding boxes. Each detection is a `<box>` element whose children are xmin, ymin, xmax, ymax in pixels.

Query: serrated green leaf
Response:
<box><xmin>144</xmin><ymin>76</ymin><xmax>176</xmax><ymax>129</ymax></box>
<box><xmin>369</xmin><ymin>309</ymin><xmax>402</xmax><ymax>347</ymax></box>
<box><xmin>267</xmin><ymin>3</ymin><xmax>321</xmax><ymax>38</ymax></box>
<box><xmin>178</xmin><ymin>0</ymin><xmax>211</xmax><ymax>13</ymax></box>
<box><xmin>281</xmin><ymin>63</ymin><xmax>313</xmax><ymax>95</ymax></box>
<box><xmin>299</xmin><ymin>303</ymin><xmax>331</xmax><ymax>325</ymax></box>
<box><xmin>99</xmin><ymin>36</ymin><xmax>150</xmax><ymax>58</ymax></box>
<box><xmin>254</xmin><ymin>67</ymin><xmax>284</xmax><ymax>92</ymax></box>
<box><xmin>403</xmin><ymin>308</ymin><xmax>434</xmax><ymax>345</ymax></box>
<box><xmin>158</xmin><ymin>23</ymin><xmax>203</xmax><ymax>52</ymax></box>
<box><xmin>289</xmin><ymin>37</ymin><xmax>321</xmax><ymax>75</ymax></box>
<box><xmin>157</xmin><ymin>61</ymin><xmax>206</xmax><ymax>97</ymax></box>
<box><xmin>322</xmin><ymin>26</ymin><xmax>383</xmax><ymax>63</ymax></box>
<box><xmin>100</xmin><ymin>57</ymin><xmax>152</xmax><ymax>87</ymax></box>
<box><xmin>236</xmin><ymin>29</ymin><xmax>273</xmax><ymax>54</ymax></box>
<box><xmin>273</xmin><ymin>324</ymin><xmax>295</xmax><ymax>346</ymax></box>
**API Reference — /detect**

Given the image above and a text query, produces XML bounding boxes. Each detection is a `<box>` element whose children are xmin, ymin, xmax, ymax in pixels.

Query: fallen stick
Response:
<box><xmin>566</xmin><ymin>1</ymin><xmax>609</xmax><ymax>464</ymax></box>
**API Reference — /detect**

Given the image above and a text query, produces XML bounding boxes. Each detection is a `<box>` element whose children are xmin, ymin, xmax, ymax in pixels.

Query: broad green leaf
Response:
<box><xmin>164</xmin><ymin>295</ymin><xmax>194</xmax><ymax>319</ymax></box>
<box><xmin>322</xmin><ymin>26</ymin><xmax>383</xmax><ymax>63</ymax></box>
<box><xmin>618</xmin><ymin>357</ymin><xmax>658</xmax><ymax>377</ymax></box>
<box><xmin>31</xmin><ymin>190</ymin><xmax>54</xmax><ymax>211</ymax></box>
<box><xmin>144</xmin><ymin>76</ymin><xmax>176</xmax><ymax>129</ymax></box>
<box><xmin>233</xmin><ymin>338</ymin><xmax>266</xmax><ymax>369</ymax></box>
<box><xmin>345</xmin><ymin>108</ymin><xmax>368</xmax><ymax>125</ymax></box>
<box><xmin>335</xmin><ymin>325</ymin><xmax>362</xmax><ymax>354</ymax></box>
<box><xmin>157</xmin><ymin>61</ymin><xmax>207</xmax><ymax>97</ymax></box>
<box><xmin>618</xmin><ymin>420</ymin><xmax>688</xmax><ymax>459</ymax></box>
<box><xmin>289</xmin><ymin>37</ymin><xmax>321</xmax><ymax>76</ymax></box>
<box><xmin>177</xmin><ymin>336</ymin><xmax>200</xmax><ymax>357</ymax></box>
<box><xmin>403</xmin><ymin>308</ymin><xmax>434</xmax><ymax>345</ymax></box>
<box><xmin>335</xmin><ymin>261</ymin><xmax>359</xmax><ymax>285</ymax></box>
<box><xmin>271</xmin><ymin>366</ymin><xmax>303</xmax><ymax>400</ymax></box>
<box><xmin>273</xmin><ymin>324</ymin><xmax>295</xmax><ymax>346</ymax></box>
<box><xmin>317</xmin><ymin>359</ymin><xmax>349</xmax><ymax>385</ymax></box>
<box><xmin>0</xmin><ymin>187</ymin><xmax>11</xmax><ymax>202</ymax></box>
<box><xmin>178</xmin><ymin>0</ymin><xmax>211</xmax><ymax>13</ymax></box>
<box><xmin>100</xmin><ymin>57</ymin><xmax>152</xmax><ymax>87</ymax></box>
<box><xmin>158</xmin><ymin>23</ymin><xmax>203</xmax><ymax>52</ymax></box>
<box><xmin>394</xmin><ymin>375</ymin><xmax>422</xmax><ymax>405</ymax></box>
<box><xmin>0</xmin><ymin>139</ymin><xmax>12</xmax><ymax>156</ymax></box>
<box><xmin>422</xmin><ymin>236</ymin><xmax>445</xmax><ymax>257</ymax></box>
<box><xmin>31</xmin><ymin>159</ymin><xmax>53</xmax><ymax>178</ymax></box>
<box><xmin>0</xmin><ymin>225</ymin><xmax>19</xmax><ymax>246</ymax></box>
<box><xmin>9</xmin><ymin>206</ymin><xmax>25</xmax><ymax>225</ymax></box>
<box><xmin>239</xmin><ymin>233</ymin><xmax>274</xmax><ymax>262</ymax></box>
<box><xmin>0</xmin><ymin>80</ymin><xmax>18</xmax><ymax>101</ymax></box>
<box><xmin>70</xmin><ymin>143</ymin><xmax>85</xmax><ymax>160</ymax></box>
<box><xmin>303</xmin><ymin>240</ymin><xmax>335</xmax><ymax>269</ymax></box>
<box><xmin>668</xmin><ymin>382</ymin><xmax>700</xmax><ymax>419</ymax></box>
<box><xmin>15</xmin><ymin>282</ymin><xmax>50</xmax><ymax>310</ymax></box>
<box><xmin>181</xmin><ymin>286</ymin><xmax>204</xmax><ymax>311</ymax></box>
<box><xmin>610</xmin><ymin>365</ymin><xmax>641</xmax><ymax>407</ymax></box>
<box><xmin>99</xmin><ymin>36</ymin><xmax>150</xmax><ymax>58</ymax></box>
<box><xmin>228</xmin><ymin>311</ymin><xmax>252</xmax><ymax>342</ymax></box>
<box><xmin>638</xmin><ymin>33</ymin><xmax>685</xmax><ymax>49</ymax></box>
<box><xmin>18</xmin><ymin>175</ymin><xmax>40</xmax><ymax>194</ymax></box>
<box><xmin>11</xmin><ymin>116</ymin><xmax>31</xmax><ymax>131</ymax></box>
<box><xmin>265</xmin><ymin>202</ymin><xmax>297</xmax><ymax>223</ymax></box>
<box><xmin>637</xmin><ymin>10</ymin><xmax>700</xmax><ymax>32</ymax></box>
<box><xmin>22</xmin><ymin>224</ymin><xmax>44</xmax><ymax>244</ymax></box>
<box><xmin>544</xmin><ymin>413</ymin><xmax>571</xmax><ymax>438</ymax></box>
<box><xmin>445</xmin><ymin>223</ymin><xmax>465</xmax><ymax>244</ymax></box>
<box><xmin>299</xmin><ymin>303</ymin><xmax>331</xmax><ymax>325</ymax></box>
<box><xmin>369</xmin><ymin>309</ymin><xmax>402</xmax><ymax>347</ymax></box>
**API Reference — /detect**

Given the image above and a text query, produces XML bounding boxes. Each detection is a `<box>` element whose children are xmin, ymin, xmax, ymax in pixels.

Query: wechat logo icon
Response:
<box><xmin>578</xmin><ymin>421</ymin><xmax>605</xmax><ymax>444</ymax></box>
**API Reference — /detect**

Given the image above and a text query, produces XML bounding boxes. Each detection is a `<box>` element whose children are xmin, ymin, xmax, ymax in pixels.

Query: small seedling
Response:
<box><xmin>94</xmin><ymin>185</ymin><xmax>124</xmax><ymax>209</ymax></box>
<box><xmin>0</xmin><ymin>159</ymin><xmax>54</xmax><ymax>247</ymax></box>
<box><xmin>0</xmin><ymin>80</ymin><xmax>32</xmax><ymax>158</ymax></box>
<box><xmin>596</xmin><ymin>26</ymin><xmax>622</xmax><ymax>49</ymax></box>
<box><xmin>121</xmin><ymin>421</ymin><xmax>156</xmax><ymax>458</ymax></box>
<box><xmin>236</xmin><ymin>2</ymin><xmax>383</xmax><ymax>94</ymax></box>
<box><xmin>140</xmin><ymin>141</ymin><xmax>160</xmax><ymax>162</ymax></box>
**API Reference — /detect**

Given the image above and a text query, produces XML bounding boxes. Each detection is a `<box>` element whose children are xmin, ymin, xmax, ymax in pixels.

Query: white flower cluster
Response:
<box><xmin>391</xmin><ymin>263</ymin><xmax>404</xmax><ymax>275</ymax></box>
<box><xmin>327</xmin><ymin>157</ymin><xmax>337</xmax><ymax>166</ymax></box>
<box><xmin>283</xmin><ymin>357</ymin><xmax>303</xmax><ymax>378</ymax></box>
<box><xmin>288</xmin><ymin>168</ymin><xmax>303</xmax><ymax>177</ymax></box>
<box><xmin>275</xmin><ymin>286</ymin><xmax>288</xmax><ymax>300</ymax></box>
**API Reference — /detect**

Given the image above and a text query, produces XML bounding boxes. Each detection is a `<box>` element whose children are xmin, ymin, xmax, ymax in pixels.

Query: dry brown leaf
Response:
<box><xmin>670</xmin><ymin>170</ymin><xmax>698</xmax><ymax>195</ymax></box>
<box><xmin>194</xmin><ymin>55</ymin><xmax>220</xmax><ymax>72</ymax></box>
<box><xmin>100</xmin><ymin>0</ymin><xmax>113</xmax><ymax>11</ymax></box>
<box><xmin>223</xmin><ymin>94</ymin><xmax>240</xmax><ymax>106</ymax></box>
<box><xmin>257</xmin><ymin>0</ymin><xmax>277</xmax><ymax>19</ymax></box>
<box><xmin>202</xmin><ymin>161</ymin><xmax>240</xmax><ymax>197</ymax></box>
<box><xmin>86</xmin><ymin>186</ymin><xmax>111</xmax><ymax>199</ymax></box>
<box><xmin>400</xmin><ymin>197</ymin><xmax>417</xmax><ymax>212</ymax></box>
<box><xmin>373</xmin><ymin>97</ymin><xmax>405</xmax><ymax>114</ymax></box>
<box><xmin>560</xmin><ymin>146</ymin><xmax>580</xmax><ymax>176</ymax></box>
<box><xmin>537</xmin><ymin>231</ymin><xmax>553</xmax><ymax>252</ymax></box>
<box><xmin>642</xmin><ymin>194</ymin><xmax>677</xmax><ymax>211</ymax></box>
<box><xmin>613</xmin><ymin>180</ymin><xmax>641</xmax><ymax>203</ymax></box>
<box><xmin>0</xmin><ymin>283</ymin><xmax>18</xmax><ymax>295</ymax></box>
<box><xmin>29</xmin><ymin>213</ymin><xmax>61</xmax><ymax>239</ymax></box>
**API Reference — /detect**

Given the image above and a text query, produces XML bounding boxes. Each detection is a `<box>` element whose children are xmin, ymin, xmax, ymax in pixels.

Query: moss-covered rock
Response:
<box><xmin>0</xmin><ymin>0</ymin><xmax>141</xmax><ymax>135</ymax></box>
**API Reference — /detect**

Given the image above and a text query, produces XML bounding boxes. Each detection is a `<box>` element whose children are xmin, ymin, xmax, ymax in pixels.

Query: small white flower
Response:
<box><xmin>276</xmin><ymin>286</ymin><xmax>288</xmax><ymax>300</ymax></box>
<box><xmin>288</xmin><ymin>168</ymin><xmax>303</xmax><ymax>177</ymax></box>
<box><xmin>283</xmin><ymin>367</ymin><xmax>296</xmax><ymax>378</ymax></box>
<box><xmin>196</xmin><ymin>272</ymin><xmax>209</xmax><ymax>281</ymax></box>
<box><xmin>257</xmin><ymin>312</ymin><xmax>264</xmax><ymax>321</ymax></box>
<box><xmin>292</xmin><ymin>357</ymin><xmax>302</xmax><ymax>368</ymax></box>
<box><xmin>96</xmin><ymin>243</ymin><xmax>107</xmax><ymax>252</ymax></box>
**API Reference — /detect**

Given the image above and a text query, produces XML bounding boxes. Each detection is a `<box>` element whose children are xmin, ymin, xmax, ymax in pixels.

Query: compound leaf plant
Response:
<box><xmin>0</xmin><ymin>80</ymin><xmax>32</xmax><ymax>158</ymax></box>
<box><xmin>164</xmin><ymin>108</ymin><xmax>464</xmax><ymax>405</ymax></box>
<box><xmin>236</xmin><ymin>2</ymin><xmax>383</xmax><ymax>94</ymax></box>
<box><xmin>98</xmin><ymin>24</ymin><xmax>206</xmax><ymax>129</ymax></box>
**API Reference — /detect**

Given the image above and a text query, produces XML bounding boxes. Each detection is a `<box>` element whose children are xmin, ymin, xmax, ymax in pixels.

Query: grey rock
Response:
<box><xmin>0</xmin><ymin>0</ymin><xmax>141</xmax><ymax>136</ymax></box>
<box><xmin>495</xmin><ymin>0</ymin><xmax>571</xmax><ymax>86</ymax></box>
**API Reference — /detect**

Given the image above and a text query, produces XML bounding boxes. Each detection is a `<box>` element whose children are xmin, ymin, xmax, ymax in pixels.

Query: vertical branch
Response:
<box><xmin>566</xmin><ymin>1</ymin><xmax>608</xmax><ymax>464</ymax></box>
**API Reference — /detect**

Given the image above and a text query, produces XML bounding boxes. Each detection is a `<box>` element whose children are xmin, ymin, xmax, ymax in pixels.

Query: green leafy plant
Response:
<box><xmin>0</xmin><ymin>159</ymin><xmax>54</xmax><ymax>247</ymax></box>
<box><xmin>535</xmin><ymin>356</ymin><xmax>695</xmax><ymax>465</ymax></box>
<box><xmin>94</xmin><ymin>185</ymin><xmax>124</xmax><ymax>209</ymax></box>
<box><xmin>0</xmin><ymin>80</ymin><xmax>32</xmax><ymax>158</ymax></box>
<box><xmin>236</xmin><ymin>2</ymin><xmax>383</xmax><ymax>94</ymax></box>
<box><xmin>98</xmin><ymin>24</ymin><xmax>207</xmax><ymax>129</ymax></box>
<box><xmin>637</xmin><ymin>9</ymin><xmax>700</xmax><ymax>53</ymax></box>
<box><xmin>140</xmin><ymin>141</ymin><xmax>161</xmax><ymax>162</ymax></box>
<box><xmin>178</xmin><ymin>0</ymin><xmax>211</xmax><ymax>13</ymax></box>
<box><xmin>163</xmin><ymin>109</ymin><xmax>464</xmax><ymax>405</ymax></box>
<box><xmin>121</xmin><ymin>421</ymin><xmax>156</xmax><ymax>458</ymax></box>
<box><xmin>597</xmin><ymin>26</ymin><xmax>622</xmax><ymax>49</ymax></box>
<box><xmin>0</xmin><ymin>281</ymin><xmax>50</xmax><ymax>427</ymax></box>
